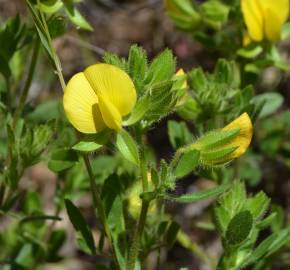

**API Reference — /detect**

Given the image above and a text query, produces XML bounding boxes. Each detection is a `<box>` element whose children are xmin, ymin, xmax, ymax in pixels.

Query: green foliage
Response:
<box><xmin>116</xmin><ymin>129</ymin><xmax>140</xmax><ymax>166</ymax></box>
<box><xmin>1</xmin><ymin>2</ymin><xmax>290</xmax><ymax>268</ymax></box>
<box><xmin>65</xmin><ymin>199</ymin><xmax>96</xmax><ymax>255</ymax></box>
<box><xmin>168</xmin><ymin>120</ymin><xmax>192</xmax><ymax>149</ymax></box>
<box><xmin>174</xmin><ymin>149</ymin><xmax>200</xmax><ymax>178</ymax></box>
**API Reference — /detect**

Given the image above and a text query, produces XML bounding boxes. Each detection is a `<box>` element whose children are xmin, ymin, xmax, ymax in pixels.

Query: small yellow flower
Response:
<box><xmin>222</xmin><ymin>112</ymin><xmax>253</xmax><ymax>159</ymax></box>
<box><xmin>63</xmin><ymin>64</ymin><xmax>137</xmax><ymax>133</ymax></box>
<box><xmin>175</xmin><ymin>68</ymin><xmax>187</xmax><ymax>89</ymax></box>
<box><xmin>241</xmin><ymin>0</ymin><xmax>289</xmax><ymax>43</ymax></box>
<box><xmin>191</xmin><ymin>113</ymin><xmax>253</xmax><ymax>165</ymax></box>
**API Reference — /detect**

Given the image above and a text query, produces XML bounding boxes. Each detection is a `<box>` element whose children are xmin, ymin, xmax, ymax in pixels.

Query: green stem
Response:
<box><xmin>127</xmin><ymin>131</ymin><xmax>150</xmax><ymax>269</ymax></box>
<box><xmin>31</xmin><ymin>6</ymin><xmax>120</xmax><ymax>268</ymax></box>
<box><xmin>13</xmin><ymin>39</ymin><xmax>40</xmax><ymax>127</ymax></box>
<box><xmin>83</xmin><ymin>155</ymin><xmax>121</xmax><ymax>269</ymax></box>
<box><xmin>126</xmin><ymin>200</ymin><xmax>150</xmax><ymax>270</ymax></box>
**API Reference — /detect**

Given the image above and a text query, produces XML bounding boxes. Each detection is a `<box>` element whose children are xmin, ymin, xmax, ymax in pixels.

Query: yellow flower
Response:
<box><xmin>241</xmin><ymin>0</ymin><xmax>289</xmax><ymax>43</ymax></box>
<box><xmin>222</xmin><ymin>112</ymin><xmax>253</xmax><ymax>159</ymax></box>
<box><xmin>175</xmin><ymin>68</ymin><xmax>187</xmax><ymax>89</ymax></box>
<box><xmin>63</xmin><ymin>64</ymin><xmax>137</xmax><ymax>133</ymax></box>
<box><xmin>191</xmin><ymin>113</ymin><xmax>253</xmax><ymax>165</ymax></box>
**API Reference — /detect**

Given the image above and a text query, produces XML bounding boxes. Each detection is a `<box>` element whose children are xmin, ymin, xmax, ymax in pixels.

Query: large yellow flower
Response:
<box><xmin>241</xmin><ymin>0</ymin><xmax>289</xmax><ymax>42</ymax></box>
<box><xmin>63</xmin><ymin>64</ymin><xmax>137</xmax><ymax>133</ymax></box>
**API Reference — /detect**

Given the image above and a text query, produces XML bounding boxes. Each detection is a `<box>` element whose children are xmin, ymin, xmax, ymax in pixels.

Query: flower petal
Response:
<box><xmin>259</xmin><ymin>0</ymin><xmax>289</xmax><ymax>24</ymax></box>
<box><xmin>84</xmin><ymin>64</ymin><xmax>137</xmax><ymax>116</ymax></box>
<box><xmin>222</xmin><ymin>113</ymin><xmax>253</xmax><ymax>158</ymax></box>
<box><xmin>241</xmin><ymin>0</ymin><xmax>264</xmax><ymax>41</ymax></box>
<box><xmin>263</xmin><ymin>9</ymin><xmax>283</xmax><ymax>42</ymax></box>
<box><xmin>63</xmin><ymin>72</ymin><xmax>106</xmax><ymax>133</ymax></box>
<box><xmin>98</xmin><ymin>93</ymin><xmax>122</xmax><ymax>131</ymax></box>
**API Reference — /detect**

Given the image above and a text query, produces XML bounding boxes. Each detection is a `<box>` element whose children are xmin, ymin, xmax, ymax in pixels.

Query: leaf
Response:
<box><xmin>166</xmin><ymin>221</ymin><xmax>180</xmax><ymax>247</ymax></box>
<box><xmin>214</xmin><ymin>181</ymin><xmax>247</xmax><ymax>234</ymax></box>
<box><xmin>26</xmin><ymin>0</ymin><xmax>54</xmax><ymax>59</ymax></box>
<box><xmin>237</xmin><ymin>44</ymin><xmax>263</xmax><ymax>59</ymax></box>
<box><xmin>65</xmin><ymin>199</ymin><xmax>96</xmax><ymax>255</ymax></box>
<box><xmin>173</xmin><ymin>183</ymin><xmax>229</xmax><ymax>203</ymax></box>
<box><xmin>37</xmin><ymin>0</ymin><xmax>63</xmax><ymax>13</ymax></box>
<box><xmin>252</xmin><ymin>92</ymin><xmax>283</xmax><ymax>118</ymax></box>
<box><xmin>27</xmin><ymin>99</ymin><xmax>62</xmax><ymax>122</ymax></box>
<box><xmin>243</xmin><ymin>229</ymin><xmax>290</xmax><ymax>267</ymax></box>
<box><xmin>48</xmin><ymin>148</ymin><xmax>78</xmax><ymax>172</ymax></box>
<box><xmin>64</xmin><ymin>1</ymin><xmax>93</xmax><ymax>31</ymax></box>
<box><xmin>48</xmin><ymin>15</ymin><xmax>67</xmax><ymax>38</ymax></box>
<box><xmin>72</xmin><ymin>141</ymin><xmax>102</xmax><ymax>152</ymax></box>
<box><xmin>116</xmin><ymin>129</ymin><xmax>139</xmax><ymax>166</ymax></box>
<box><xmin>168</xmin><ymin>120</ymin><xmax>192</xmax><ymax>149</ymax></box>
<box><xmin>145</xmin><ymin>49</ymin><xmax>175</xmax><ymax>85</ymax></box>
<box><xmin>128</xmin><ymin>45</ymin><xmax>147</xmax><ymax>93</ymax></box>
<box><xmin>174</xmin><ymin>149</ymin><xmax>200</xmax><ymax>178</ymax></box>
<box><xmin>123</xmin><ymin>96</ymin><xmax>150</xmax><ymax>126</ymax></box>
<box><xmin>246</xmin><ymin>191</ymin><xmax>270</xmax><ymax>220</ymax></box>
<box><xmin>225</xmin><ymin>210</ymin><xmax>253</xmax><ymax>245</ymax></box>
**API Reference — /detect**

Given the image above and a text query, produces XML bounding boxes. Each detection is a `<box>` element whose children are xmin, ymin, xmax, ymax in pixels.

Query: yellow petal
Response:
<box><xmin>84</xmin><ymin>64</ymin><xmax>137</xmax><ymax>117</ymax></box>
<box><xmin>263</xmin><ymin>9</ymin><xmax>284</xmax><ymax>42</ymax></box>
<box><xmin>97</xmin><ymin>93</ymin><xmax>122</xmax><ymax>131</ymax></box>
<box><xmin>176</xmin><ymin>68</ymin><xmax>187</xmax><ymax>89</ymax></box>
<box><xmin>63</xmin><ymin>72</ymin><xmax>106</xmax><ymax>133</ymax></box>
<box><xmin>243</xmin><ymin>31</ymin><xmax>252</xmax><ymax>47</ymax></box>
<box><xmin>259</xmin><ymin>0</ymin><xmax>289</xmax><ymax>24</ymax></box>
<box><xmin>241</xmin><ymin>0</ymin><xmax>264</xmax><ymax>41</ymax></box>
<box><xmin>222</xmin><ymin>113</ymin><xmax>253</xmax><ymax>158</ymax></box>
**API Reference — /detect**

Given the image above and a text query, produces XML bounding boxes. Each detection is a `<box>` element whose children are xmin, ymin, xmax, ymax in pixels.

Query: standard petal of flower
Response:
<box><xmin>259</xmin><ymin>0</ymin><xmax>289</xmax><ymax>24</ymax></box>
<box><xmin>241</xmin><ymin>0</ymin><xmax>263</xmax><ymax>41</ymax></box>
<box><xmin>84</xmin><ymin>64</ymin><xmax>137</xmax><ymax>116</ymax></box>
<box><xmin>97</xmin><ymin>93</ymin><xmax>122</xmax><ymax>131</ymax></box>
<box><xmin>63</xmin><ymin>72</ymin><xmax>106</xmax><ymax>133</ymax></box>
<box><xmin>222</xmin><ymin>113</ymin><xmax>253</xmax><ymax>158</ymax></box>
<box><xmin>263</xmin><ymin>9</ymin><xmax>283</xmax><ymax>42</ymax></box>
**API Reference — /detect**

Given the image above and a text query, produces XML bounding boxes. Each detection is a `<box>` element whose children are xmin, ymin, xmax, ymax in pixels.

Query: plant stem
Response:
<box><xmin>83</xmin><ymin>154</ymin><xmax>121</xmax><ymax>269</ymax></box>
<box><xmin>127</xmin><ymin>133</ymin><xmax>150</xmax><ymax>270</ymax></box>
<box><xmin>13</xmin><ymin>39</ymin><xmax>40</xmax><ymax>127</ymax></box>
<box><xmin>32</xmin><ymin>7</ymin><xmax>120</xmax><ymax>268</ymax></box>
<box><xmin>126</xmin><ymin>200</ymin><xmax>150</xmax><ymax>270</ymax></box>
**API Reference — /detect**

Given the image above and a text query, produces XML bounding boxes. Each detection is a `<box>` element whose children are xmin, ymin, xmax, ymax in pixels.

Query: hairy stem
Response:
<box><xmin>127</xmin><ymin>131</ymin><xmax>150</xmax><ymax>270</ymax></box>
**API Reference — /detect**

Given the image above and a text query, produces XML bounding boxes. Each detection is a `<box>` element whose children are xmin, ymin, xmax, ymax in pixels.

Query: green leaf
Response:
<box><xmin>65</xmin><ymin>199</ymin><xmax>96</xmax><ymax>255</ymax></box>
<box><xmin>27</xmin><ymin>99</ymin><xmax>62</xmax><ymax>122</ymax></box>
<box><xmin>237</xmin><ymin>44</ymin><xmax>263</xmax><ymax>59</ymax></box>
<box><xmin>116</xmin><ymin>129</ymin><xmax>139</xmax><ymax>166</ymax></box>
<box><xmin>168</xmin><ymin>120</ymin><xmax>192</xmax><ymax>149</ymax></box>
<box><xmin>64</xmin><ymin>1</ymin><xmax>93</xmax><ymax>31</ymax></box>
<box><xmin>252</xmin><ymin>92</ymin><xmax>283</xmax><ymax>119</ymax></box>
<box><xmin>128</xmin><ymin>45</ymin><xmax>147</xmax><ymax>93</ymax></box>
<box><xmin>174</xmin><ymin>149</ymin><xmax>199</xmax><ymax>178</ymax></box>
<box><xmin>145</xmin><ymin>49</ymin><xmax>175</xmax><ymax>85</ymax></box>
<box><xmin>37</xmin><ymin>0</ymin><xmax>63</xmax><ymax>13</ymax></box>
<box><xmin>48</xmin><ymin>15</ymin><xmax>66</xmax><ymax>38</ymax></box>
<box><xmin>188</xmin><ymin>67</ymin><xmax>207</xmax><ymax>92</ymax></box>
<box><xmin>214</xmin><ymin>181</ymin><xmax>247</xmax><ymax>234</ymax></box>
<box><xmin>246</xmin><ymin>191</ymin><xmax>270</xmax><ymax>220</ymax></box>
<box><xmin>123</xmin><ymin>96</ymin><xmax>150</xmax><ymax>126</ymax></box>
<box><xmin>243</xmin><ymin>229</ymin><xmax>290</xmax><ymax>267</ymax></box>
<box><xmin>225</xmin><ymin>210</ymin><xmax>253</xmax><ymax>245</ymax></box>
<box><xmin>201</xmin><ymin>0</ymin><xmax>230</xmax><ymax>29</ymax></box>
<box><xmin>72</xmin><ymin>141</ymin><xmax>102</xmax><ymax>152</ymax></box>
<box><xmin>166</xmin><ymin>221</ymin><xmax>180</xmax><ymax>247</ymax></box>
<box><xmin>173</xmin><ymin>183</ymin><xmax>229</xmax><ymax>203</ymax></box>
<box><xmin>48</xmin><ymin>148</ymin><xmax>78</xmax><ymax>172</ymax></box>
